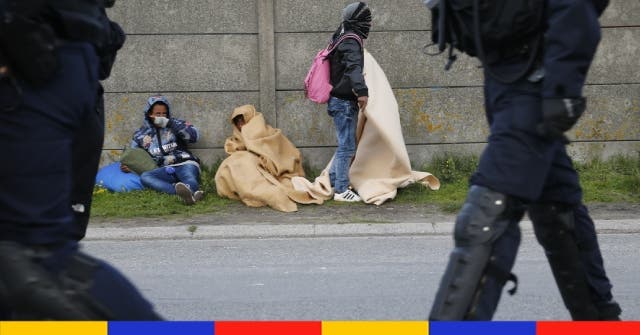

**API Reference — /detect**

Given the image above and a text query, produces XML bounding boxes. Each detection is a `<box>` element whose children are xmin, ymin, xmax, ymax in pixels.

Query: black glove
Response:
<box><xmin>537</xmin><ymin>97</ymin><xmax>586</xmax><ymax>143</ymax></box>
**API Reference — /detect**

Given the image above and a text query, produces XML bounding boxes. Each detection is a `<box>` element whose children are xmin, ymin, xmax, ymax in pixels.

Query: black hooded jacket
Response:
<box><xmin>328</xmin><ymin>31</ymin><xmax>368</xmax><ymax>101</ymax></box>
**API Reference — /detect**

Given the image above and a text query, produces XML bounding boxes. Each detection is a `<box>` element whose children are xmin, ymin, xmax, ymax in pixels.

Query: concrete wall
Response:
<box><xmin>103</xmin><ymin>0</ymin><xmax>640</xmax><ymax>168</ymax></box>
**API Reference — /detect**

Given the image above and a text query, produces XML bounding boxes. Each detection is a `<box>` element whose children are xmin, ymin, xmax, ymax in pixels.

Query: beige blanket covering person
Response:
<box><xmin>292</xmin><ymin>50</ymin><xmax>440</xmax><ymax>205</ymax></box>
<box><xmin>215</xmin><ymin>105</ymin><xmax>322</xmax><ymax>212</ymax></box>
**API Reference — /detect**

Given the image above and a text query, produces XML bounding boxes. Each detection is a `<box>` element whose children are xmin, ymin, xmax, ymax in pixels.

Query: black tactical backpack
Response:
<box><xmin>0</xmin><ymin>0</ymin><xmax>59</xmax><ymax>86</ymax></box>
<box><xmin>0</xmin><ymin>0</ymin><xmax>118</xmax><ymax>86</ymax></box>
<box><xmin>426</xmin><ymin>0</ymin><xmax>545</xmax><ymax>83</ymax></box>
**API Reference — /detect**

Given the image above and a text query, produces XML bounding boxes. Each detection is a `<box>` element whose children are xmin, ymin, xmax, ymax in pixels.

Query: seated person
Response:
<box><xmin>121</xmin><ymin>95</ymin><xmax>203</xmax><ymax>205</ymax></box>
<box><xmin>232</xmin><ymin>114</ymin><xmax>246</xmax><ymax>130</ymax></box>
<box><xmin>215</xmin><ymin>105</ymin><xmax>321</xmax><ymax>212</ymax></box>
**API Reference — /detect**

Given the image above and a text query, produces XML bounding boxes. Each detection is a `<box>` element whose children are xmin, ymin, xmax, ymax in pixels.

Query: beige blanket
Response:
<box><xmin>215</xmin><ymin>105</ymin><xmax>322</xmax><ymax>212</ymax></box>
<box><xmin>292</xmin><ymin>50</ymin><xmax>440</xmax><ymax>205</ymax></box>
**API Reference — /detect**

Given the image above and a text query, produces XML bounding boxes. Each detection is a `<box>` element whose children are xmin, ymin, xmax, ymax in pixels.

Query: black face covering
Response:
<box><xmin>341</xmin><ymin>2</ymin><xmax>372</xmax><ymax>39</ymax></box>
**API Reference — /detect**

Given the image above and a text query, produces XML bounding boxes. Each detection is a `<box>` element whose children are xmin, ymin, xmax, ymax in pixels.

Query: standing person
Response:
<box><xmin>0</xmin><ymin>0</ymin><xmax>161</xmax><ymax>319</ymax></box>
<box><xmin>123</xmin><ymin>95</ymin><xmax>203</xmax><ymax>205</ymax></box>
<box><xmin>326</xmin><ymin>1</ymin><xmax>371</xmax><ymax>202</ymax></box>
<box><xmin>427</xmin><ymin>0</ymin><xmax>621</xmax><ymax>320</ymax></box>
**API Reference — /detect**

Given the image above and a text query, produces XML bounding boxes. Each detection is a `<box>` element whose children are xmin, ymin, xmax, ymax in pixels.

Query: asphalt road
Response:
<box><xmin>83</xmin><ymin>230</ymin><xmax>639</xmax><ymax>321</ymax></box>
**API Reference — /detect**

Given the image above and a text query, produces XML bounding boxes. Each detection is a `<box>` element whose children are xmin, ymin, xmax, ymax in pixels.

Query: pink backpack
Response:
<box><xmin>304</xmin><ymin>33</ymin><xmax>363</xmax><ymax>104</ymax></box>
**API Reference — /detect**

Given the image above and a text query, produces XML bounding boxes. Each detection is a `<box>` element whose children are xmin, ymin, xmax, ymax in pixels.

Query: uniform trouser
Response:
<box><xmin>478</xmin><ymin>63</ymin><xmax>614</xmax><ymax>311</ymax></box>
<box><xmin>0</xmin><ymin>43</ymin><xmax>99</xmax><ymax>244</ymax></box>
<box><xmin>431</xmin><ymin>61</ymin><xmax>617</xmax><ymax>319</ymax></box>
<box><xmin>451</xmin><ymin>203</ymin><xmax>616</xmax><ymax>320</ymax></box>
<box><xmin>70</xmin><ymin>86</ymin><xmax>105</xmax><ymax>241</ymax></box>
<box><xmin>472</xmin><ymin>62</ymin><xmax>583</xmax><ymax>205</ymax></box>
<box><xmin>0</xmin><ymin>42</ymin><xmax>160</xmax><ymax>320</ymax></box>
<box><xmin>574</xmin><ymin>204</ymin><xmax>614</xmax><ymax>303</ymax></box>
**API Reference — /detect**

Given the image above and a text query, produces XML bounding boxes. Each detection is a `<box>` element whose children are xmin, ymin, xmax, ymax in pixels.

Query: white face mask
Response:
<box><xmin>153</xmin><ymin>116</ymin><xmax>170</xmax><ymax>128</ymax></box>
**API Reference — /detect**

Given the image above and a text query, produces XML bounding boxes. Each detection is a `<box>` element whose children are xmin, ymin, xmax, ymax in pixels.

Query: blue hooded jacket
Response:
<box><xmin>131</xmin><ymin>95</ymin><xmax>200</xmax><ymax>167</ymax></box>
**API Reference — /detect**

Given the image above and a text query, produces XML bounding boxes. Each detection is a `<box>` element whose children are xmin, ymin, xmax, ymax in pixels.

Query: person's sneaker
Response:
<box><xmin>175</xmin><ymin>182</ymin><xmax>195</xmax><ymax>205</ymax></box>
<box><xmin>333</xmin><ymin>189</ymin><xmax>362</xmax><ymax>202</ymax></box>
<box><xmin>193</xmin><ymin>190</ymin><xmax>205</xmax><ymax>202</ymax></box>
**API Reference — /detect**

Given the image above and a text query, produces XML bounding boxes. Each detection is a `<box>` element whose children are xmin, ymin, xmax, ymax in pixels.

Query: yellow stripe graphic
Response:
<box><xmin>322</xmin><ymin>321</ymin><xmax>429</xmax><ymax>335</ymax></box>
<box><xmin>0</xmin><ymin>321</ymin><xmax>107</xmax><ymax>335</ymax></box>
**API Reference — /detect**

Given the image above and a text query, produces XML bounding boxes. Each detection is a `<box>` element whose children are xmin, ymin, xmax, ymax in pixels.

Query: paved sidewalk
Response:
<box><xmin>86</xmin><ymin>202</ymin><xmax>640</xmax><ymax>241</ymax></box>
<box><xmin>84</xmin><ymin>218</ymin><xmax>640</xmax><ymax>241</ymax></box>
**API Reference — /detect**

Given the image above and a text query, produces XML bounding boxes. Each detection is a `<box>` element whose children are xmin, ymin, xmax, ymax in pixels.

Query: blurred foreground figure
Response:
<box><xmin>425</xmin><ymin>0</ymin><xmax>621</xmax><ymax>320</ymax></box>
<box><xmin>0</xmin><ymin>0</ymin><xmax>162</xmax><ymax>320</ymax></box>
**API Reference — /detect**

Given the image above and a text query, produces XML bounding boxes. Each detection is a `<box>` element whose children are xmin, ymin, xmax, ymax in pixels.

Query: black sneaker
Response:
<box><xmin>596</xmin><ymin>299</ymin><xmax>622</xmax><ymax>320</ymax></box>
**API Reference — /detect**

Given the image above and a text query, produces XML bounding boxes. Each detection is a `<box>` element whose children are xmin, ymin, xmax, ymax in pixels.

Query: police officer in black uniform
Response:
<box><xmin>0</xmin><ymin>0</ymin><xmax>162</xmax><ymax>320</ymax></box>
<box><xmin>426</xmin><ymin>0</ymin><xmax>622</xmax><ymax>320</ymax></box>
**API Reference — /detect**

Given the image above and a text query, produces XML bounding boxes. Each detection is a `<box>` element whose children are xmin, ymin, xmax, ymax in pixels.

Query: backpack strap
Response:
<box><xmin>327</xmin><ymin>33</ymin><xmax>363</xmax><ymax>53</ymax></box>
